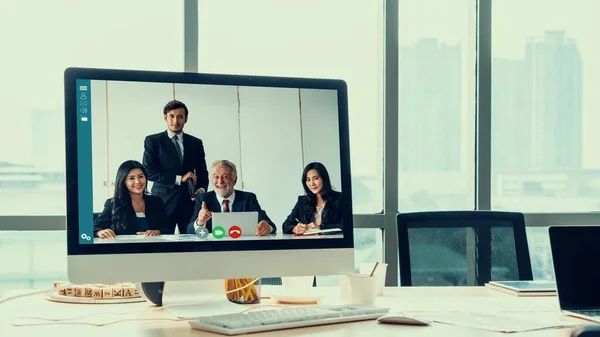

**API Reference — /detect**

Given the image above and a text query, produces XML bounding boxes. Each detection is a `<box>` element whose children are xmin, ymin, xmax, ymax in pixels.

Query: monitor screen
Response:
<box><xmin>65</xmin><ymin>68</ymin><xmax>354</xmax><ymax>283</ymax></box>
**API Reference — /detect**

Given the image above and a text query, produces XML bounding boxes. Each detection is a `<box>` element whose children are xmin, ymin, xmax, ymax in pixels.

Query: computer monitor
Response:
<box><xmin>64</xmin><ymin>67</ymin><xmax>354</xmax><ymax>284</ymax></box>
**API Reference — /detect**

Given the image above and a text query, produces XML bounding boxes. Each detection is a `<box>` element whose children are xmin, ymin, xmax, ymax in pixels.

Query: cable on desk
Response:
<box><xmin>0</xmin><ymin>285</ymin><xmax>70</xmax><ymax>305</ymax></box>
<box><xmin>11</xmin><ymin>317</ymin><xmax>189</xmax><ymax>327</ymax></box>
<box><xmin>12</xmin><ymin>304</ymin><xmax>293</xmax><ymax>327</ymax></box>
<box><xmin>7</xmin><ymin>281</ymin><xmax>291</xmax><ymax>327</ymax></box>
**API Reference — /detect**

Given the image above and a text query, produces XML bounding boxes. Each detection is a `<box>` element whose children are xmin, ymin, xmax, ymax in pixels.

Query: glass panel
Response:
<box><xmin>526</xmin><ymin>227</ymin><xmax>554</xmax><ymax>280</ymax></box>
<box><xmin>0</xmin><ymin>1</ymin><xmax>184</xmax><ymax>216</ymax></box>
<box><xmin>491</xmin><ymin>1</ymin><xmax>600</xmax><ymax>211</ymax></box>
<box><xmin>398</xmin><ymin>0</ymin><xmax>477</xmax><ymax>211</ymax></box>
<box><xmin>198</xmin><ymin>0</ymin><xmax>384</xmax><ymax>213</ymax></box>
<box><xmin>317</xmin><ymin>228</ymin><xmax>383</xmax><ymax>286</ymax></box>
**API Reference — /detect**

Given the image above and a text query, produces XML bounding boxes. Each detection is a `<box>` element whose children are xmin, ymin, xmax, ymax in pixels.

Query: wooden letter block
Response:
<box><xmin>123</xmin><ymin>287</ymin><xmax>135</xmax><ymax>298</ymax></box>
<box><xmin>92</xmin><ymin>288</ymin><xmax>103</xmax><ymax>299</ymax></box>
<box><xmin>112</xmin><ymin>287</ymin><xmax>123</xmax><ymax>298</ymax></box>
<box><xmin>57</xmin><ymin>288</ymin><xmax>67</xmax><ymax>296</ymax></box>
<box><xmin>65</xmin><ymin>288</ymin><xmax>75</xmax><ymax>296</ymax></box>
<box><xmin>102</xmin><ymin>288</ymin><xmax>113</xmax><ymax>298</ymax></box>
<box><xmin>54</xmin><ymin>282</ymin><xmax>67</xmax><ymax>289</ymax></box>
<box><xmin>74</xmin><ymin>286</ymin><xmax>84</xmax><ymax>297</ymax></box>
<box><xmin>84</xmin><ymin>287</ymin><xmax>93</xmax><ymax>297</ymax></box>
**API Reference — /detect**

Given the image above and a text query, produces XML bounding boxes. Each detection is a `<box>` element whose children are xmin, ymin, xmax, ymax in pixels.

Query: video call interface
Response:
<box><xmin>75</xmin><ymin>79</ymin><xmax>345</xmax><ymax>244</ymax></box>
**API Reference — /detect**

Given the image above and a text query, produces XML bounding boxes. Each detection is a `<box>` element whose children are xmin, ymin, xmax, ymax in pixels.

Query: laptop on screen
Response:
<box><xmin>212</xmin><ymin>212</ymin><xmax>258</xmax><ymax>238</ymax></box>
<box><xmin>549</xmin><ymin>225</ymin><xmax>600</xmax><ymax>322</ymax></box>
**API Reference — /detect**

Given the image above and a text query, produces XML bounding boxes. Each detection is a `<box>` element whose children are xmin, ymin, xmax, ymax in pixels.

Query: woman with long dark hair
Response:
<box><xmin>94</xmin><ymin>160</ymin><xmax>168</xmax><ymax>238</ymax></box>
<box><xmin>282</xmin><ymin>162</ymin><xmax>343</xmax><ymax>234</ymax></box>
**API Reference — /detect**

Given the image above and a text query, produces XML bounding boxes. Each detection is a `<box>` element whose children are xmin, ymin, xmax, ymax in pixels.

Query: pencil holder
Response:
<box><xmin>225</xmin><ymin>278</ymin><xmax>261</xmax><ymax>304</ymax></box>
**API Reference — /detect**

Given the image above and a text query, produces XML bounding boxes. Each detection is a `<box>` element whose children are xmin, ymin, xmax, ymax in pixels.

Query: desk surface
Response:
<box><xmin>95</xmin><ymin>233</ymin><xmax>343</xmax><ymax>244</ymax></box>
<box><xmin>0</xmin><ymin>286</ymin><xmax>589</xmax><ymax>337</ymax></box>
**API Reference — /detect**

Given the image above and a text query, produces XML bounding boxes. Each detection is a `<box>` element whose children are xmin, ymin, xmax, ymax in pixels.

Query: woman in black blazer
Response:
<box><xmin>282</xmin><ymin>162</ymin><xmax>343</xmax><ymax>234</ymax></box>
<box><xmin>94</xmin><ymin>160</ymin><xmax>168</xmax><ymax>238</ymax></box>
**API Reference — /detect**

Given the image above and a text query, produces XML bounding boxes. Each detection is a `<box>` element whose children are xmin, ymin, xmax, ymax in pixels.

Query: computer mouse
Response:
<box><xmin>571</xmin><ymin>325</ymin><xmax>600</xmax><ymax>337</ymax></box>
<box><xmin>377</xmin><ymin>312</ymin><xmax>432</xmax><ymax>326</ymax></box>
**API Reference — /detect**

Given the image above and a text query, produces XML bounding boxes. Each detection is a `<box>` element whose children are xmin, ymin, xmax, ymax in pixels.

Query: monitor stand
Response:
<box><xmin>138</xmin><ymin>280</ymin><xmax>249</xmax><ymax>319</ymax></box>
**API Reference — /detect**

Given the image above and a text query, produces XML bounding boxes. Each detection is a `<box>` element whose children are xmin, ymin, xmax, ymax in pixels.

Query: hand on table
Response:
<box><xmin>137</xmin><ymin>230</ymin><xmax>160</xmax><ymax>236</ymax></box>
<box><xmin>256</xmin><ymin>220</ymin><xmax>272</xmax><ymax>236</ymax></box>
<box><xmin>97</xmin><ymin>229</ymin><xmax>116</xmax><ymax>239</ymax></box>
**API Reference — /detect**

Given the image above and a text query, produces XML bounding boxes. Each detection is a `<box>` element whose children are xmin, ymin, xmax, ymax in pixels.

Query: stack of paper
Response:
<box><xmin>485</xmin><ymin>280</ymin><xmax>556</xmax><ymax>297</ymax></box>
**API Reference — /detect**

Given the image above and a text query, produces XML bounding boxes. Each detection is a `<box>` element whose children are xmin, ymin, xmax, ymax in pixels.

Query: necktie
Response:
<box><xmin>172</xmin><ymin>135</ymin><xmax>183</xmax><ymax>164</ymax></box>
<box><xmin>223</xmin><ymin>199</ymin><xmax>230</xmax><ymax>212</ymax></box>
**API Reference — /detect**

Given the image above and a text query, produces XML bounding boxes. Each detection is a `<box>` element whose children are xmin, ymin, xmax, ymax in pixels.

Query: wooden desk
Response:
<box><xmin>0</xmin><ymin>286</ymin><xmax>590</xmax><ymax>336</ymax></box>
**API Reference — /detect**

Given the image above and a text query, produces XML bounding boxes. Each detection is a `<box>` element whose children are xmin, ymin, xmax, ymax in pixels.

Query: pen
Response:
<box><xmin>293</xmin><ymin>218</ymin><xmax>303</xmax><ymax>237</ymax></box>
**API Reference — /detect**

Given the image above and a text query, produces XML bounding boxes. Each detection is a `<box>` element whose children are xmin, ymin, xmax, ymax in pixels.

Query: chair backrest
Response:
<box><xmin>396</xmin><ymin>211</ymin><xmax>533</xmax><ymax>286</ymax></box>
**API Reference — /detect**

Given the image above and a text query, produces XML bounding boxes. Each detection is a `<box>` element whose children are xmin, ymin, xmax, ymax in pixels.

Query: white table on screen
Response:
<box><xmin>94</xmin><ymin>233</ymin><xmax>343</xmax><ymax>244</ymax></box>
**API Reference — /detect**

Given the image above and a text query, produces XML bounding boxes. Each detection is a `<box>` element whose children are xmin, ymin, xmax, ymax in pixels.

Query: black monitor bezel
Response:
<box><xmin>65</xmin><ymin>67</ymin><xmax>354</xmax><ymax>256</ymax></box>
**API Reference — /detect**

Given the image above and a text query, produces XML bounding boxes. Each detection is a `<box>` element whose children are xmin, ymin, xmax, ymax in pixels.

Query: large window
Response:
<box><xmin>0</xmin><ymin>231</ymin><xmax>67</xmax><ymax>296</ymax></box>
<box><xmin>397</xmin><ymin>0</ymin><xmax>477</xmax><ymax>211</ymax></box>
<box><xmin>0</xmin><ymin>0</ymin><xmax>184</xmax><ymax>216</ymax></box>
<box><xmin>491</xmin><ymin>0</ymin><xmax>600</xmax><ymax>212</ymax></box>
<box><xmin>2</xmin><ymin>1</ymin><xmax>595</xmax><ymax>290</ymax></box>
<box><xmin>197</xmin><ymin>0</ymin><xmax>384</xmax><ymax>214</ymax></box>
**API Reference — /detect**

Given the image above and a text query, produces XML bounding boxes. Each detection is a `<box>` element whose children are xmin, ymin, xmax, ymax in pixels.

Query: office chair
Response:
<box><xmin>396</xmin><ymin>211</ymin><xmax>533</xmax><ymax>286</ymax></box>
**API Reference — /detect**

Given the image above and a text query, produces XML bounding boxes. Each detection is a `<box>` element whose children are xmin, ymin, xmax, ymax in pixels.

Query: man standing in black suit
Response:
<box><xmin>143</xmin><ymin>100</ymin><xmax>209</xmax><ymax>234</ymax></box>
<box><xmin>187</xmin><ymin>159</ymin><xmax>276</xmax><ymax>235</ymax></box>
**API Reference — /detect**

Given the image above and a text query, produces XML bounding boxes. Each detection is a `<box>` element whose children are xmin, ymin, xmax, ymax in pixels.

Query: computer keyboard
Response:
<box><xmin>188</xmin><ymin>304</ymin><xmax>390</xmax><ymax>335</ymax></box>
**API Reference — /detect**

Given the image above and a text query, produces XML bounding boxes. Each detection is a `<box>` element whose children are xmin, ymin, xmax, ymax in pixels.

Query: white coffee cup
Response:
<box><xmin>281</xmin><ymin>276</ymin><xmax>314</xmax><ymax>292</ymax></box>
<box><xmin>360</xmin><ymin>262</ymin><xmax>388</xmax><ymax>296</ymax></box>
<box><xmin>340</xmin><ymin>274</ymin><xmax>377</xmax><ymax>305</ymax></box>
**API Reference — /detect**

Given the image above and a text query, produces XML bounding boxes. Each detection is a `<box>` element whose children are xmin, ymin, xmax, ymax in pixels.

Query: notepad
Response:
<box><xmin>485</xmin><ymin>280</ymin><xmax>556</xmax><ymax>297</ymax></box>
<box><xmin>302</xmin><ymin>228</ymin><xmax>342</xmax><ymax>236</ymax></box>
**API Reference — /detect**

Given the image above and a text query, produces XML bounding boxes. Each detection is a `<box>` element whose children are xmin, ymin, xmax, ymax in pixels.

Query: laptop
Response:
<box><xmin>212</xmin><ymin>212</ymin><xmax>258</xmax><ymax>238</ymax></box>
<box><xmin>549</xmin><ymin>225</ymin><xmax>600</xmax><ymax>322</ymax></box>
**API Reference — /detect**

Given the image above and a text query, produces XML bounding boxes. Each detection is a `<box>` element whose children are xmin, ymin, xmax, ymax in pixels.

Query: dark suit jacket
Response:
<box><xmin>142</xmin><ymin>131</ymin><xmax>209</xmax><ymax>215</ymax></box>
<box><xmin>282</xmin><ymin>191</ymin><xmax>344</xmax><ymax>234</ymax></box>
<box><xmin>186</xmin><ymin>190</ymin><xmax>276</xmax><ymax>234</ymax></box>
<box><xmin>93</xmin><ymin>195</ymin><xmax>169</xmax><ymax>235</ymax></box>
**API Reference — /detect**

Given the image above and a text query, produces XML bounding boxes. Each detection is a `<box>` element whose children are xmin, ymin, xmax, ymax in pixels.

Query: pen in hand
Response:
<box><xmin>294</xmin><ymin>218</ymin><xmax>310</xmax><ymax>235</ymax></box>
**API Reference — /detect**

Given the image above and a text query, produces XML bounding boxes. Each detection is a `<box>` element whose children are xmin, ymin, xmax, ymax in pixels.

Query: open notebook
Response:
<box><xmin>302</xmin><ymin>228</ymin><xmax>343</xmax><ymax>236</ymax></box>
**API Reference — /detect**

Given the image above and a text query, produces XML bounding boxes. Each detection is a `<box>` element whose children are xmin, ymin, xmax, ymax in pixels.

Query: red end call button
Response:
<box><xmin>228</xmin><ymin>226</ymin><xmax>242</xmax><ymax>239</ymax></box>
